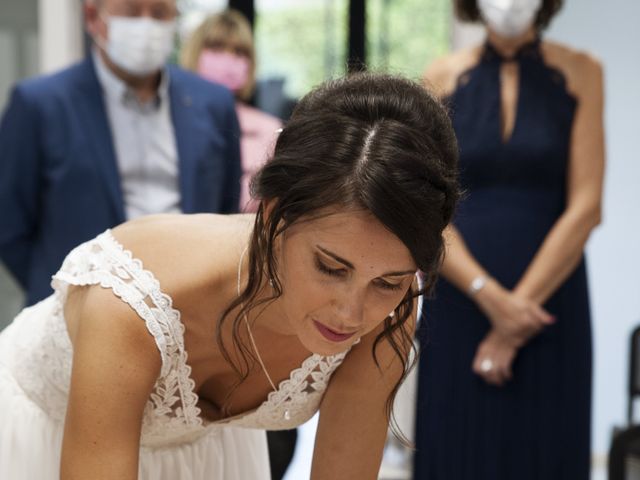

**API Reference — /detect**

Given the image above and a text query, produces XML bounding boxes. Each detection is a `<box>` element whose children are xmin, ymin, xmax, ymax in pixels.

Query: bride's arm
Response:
<box><xmin>60</xmin><ymin>286</ymin><xmax>161</xmax><ymax>480</ymax></box>
<box><xmin>310</xmin><ymin>311</ymin><xmax>416</xmax><ymax>479</ymax></box>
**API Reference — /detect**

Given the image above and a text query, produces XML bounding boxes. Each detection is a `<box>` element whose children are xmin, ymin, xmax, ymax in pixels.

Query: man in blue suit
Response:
<box><xmin>0</xmin><ymin>0</ymin><xmax>241</xmax><ymax>306</ymax></box>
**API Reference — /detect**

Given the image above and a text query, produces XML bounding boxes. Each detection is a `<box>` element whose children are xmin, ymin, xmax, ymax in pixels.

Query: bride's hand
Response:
<box><xmin>473</xmin><ymin>278</ymin><xmax>555</xmax><ymax>347</ymax></box>
<box><xmin>472</xmin><ymin>329</ymin><xmax>518</xmax><ymax>386</ymax></box>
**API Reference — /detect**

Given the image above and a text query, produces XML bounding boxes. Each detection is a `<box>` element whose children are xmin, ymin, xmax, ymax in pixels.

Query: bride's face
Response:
<box><xmin>275</xmin><ymin>208</ymin><xmax>417</xmax><ymax>356</ymax></box>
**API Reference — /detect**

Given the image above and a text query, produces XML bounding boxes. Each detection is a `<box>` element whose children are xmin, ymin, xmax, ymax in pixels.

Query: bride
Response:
<box><xmin>0</xmin><ymin>73</ymin><xmax>459</xmax><ymax>479</ymax></box>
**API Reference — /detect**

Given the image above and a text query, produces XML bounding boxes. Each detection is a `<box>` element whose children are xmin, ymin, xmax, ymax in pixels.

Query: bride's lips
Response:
<box><xmin>312</xmin><ymin>320</ymin><xmax>357</xmax><ymax>343</ymax></box>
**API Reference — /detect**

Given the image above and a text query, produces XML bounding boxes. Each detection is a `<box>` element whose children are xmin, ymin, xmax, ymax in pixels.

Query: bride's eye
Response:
<box><xmin>375</xmin><ymin>278</ymin><xmax>403</xmax><ymax>291</ymax></box>
<box><xmin>315</xmin><ymin>257</ymin><xmax>346</xmax><ymax>277</ymax></box>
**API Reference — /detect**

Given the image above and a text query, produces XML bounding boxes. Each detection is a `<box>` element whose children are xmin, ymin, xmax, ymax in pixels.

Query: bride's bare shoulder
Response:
<box><xmin>112</xmin><ymin>213</ymin><xmax>253</xmax><ymax>251</ymax></box>
<box><xmin>64</xmin><ymin>214</ymin><xmax>253</xmax><ymax>345</ymax></box>
<box><xmin>110</xmin><ymin>213</ymin><xmax>253</xmax><ymax>305</ymax></box>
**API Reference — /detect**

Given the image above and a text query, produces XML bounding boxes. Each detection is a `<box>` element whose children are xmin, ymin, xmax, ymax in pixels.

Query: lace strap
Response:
<box><xmin>52</xmin><ymin>230</ymin><xmax>180</xmax><ymax>377</ymax></box>
<box><xmin>52</xmin><ymin>230</ymin><xmax>204</xmax><ymax>431</ymax></box>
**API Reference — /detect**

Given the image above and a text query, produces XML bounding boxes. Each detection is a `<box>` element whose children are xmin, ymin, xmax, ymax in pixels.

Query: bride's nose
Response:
<box><xmin>331</xmin><ymin>290</ymin><xmax>365</xmax><ymax>329</ymax></box>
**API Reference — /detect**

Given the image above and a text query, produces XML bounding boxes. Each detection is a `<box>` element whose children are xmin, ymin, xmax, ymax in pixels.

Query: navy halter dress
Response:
<box><xmin>413</xmin><ymin>39</ymin><xmax>592</xmax><ymax>480</ymax></box>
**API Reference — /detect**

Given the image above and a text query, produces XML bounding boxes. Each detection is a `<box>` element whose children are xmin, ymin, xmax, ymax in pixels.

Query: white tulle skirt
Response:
<box><xmin>0</xmin><ymin>364</ymin><xmax>271</xmax><ymax>480</ymax></box>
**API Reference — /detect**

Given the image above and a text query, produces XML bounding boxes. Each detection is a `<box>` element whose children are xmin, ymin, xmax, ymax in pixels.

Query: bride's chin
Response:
<box><xmin>298</xmin><ymin>332</ymin><xmax>356</xmax><ymax>357</ymax></box>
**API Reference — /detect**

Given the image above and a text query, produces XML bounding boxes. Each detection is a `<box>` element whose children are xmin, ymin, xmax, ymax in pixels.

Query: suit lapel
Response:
<box><xmin>169</xmin><ymin>69</ymin><xmax>196</xmax><ymax>213</ymax></box>
<box><xmin>76</xmin><ymin>58</ymin><xmax>126</xmax><ymax>223</ymax></box>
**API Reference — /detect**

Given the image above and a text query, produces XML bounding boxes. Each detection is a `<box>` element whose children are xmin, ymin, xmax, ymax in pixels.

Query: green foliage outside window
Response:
<box><xmin>255</xmin><ymin>0</ymin><xmax>349</xmax><ymax>99</ymax></box>
<box><xmin>256</xmin><ymin>0</ymin><xmax>451</xmax><ymax>99</ymax></box>
<box><xmin>367</xmin><ymin>0</ymin><xmax>452</xmax><ymax>82</ymax></box>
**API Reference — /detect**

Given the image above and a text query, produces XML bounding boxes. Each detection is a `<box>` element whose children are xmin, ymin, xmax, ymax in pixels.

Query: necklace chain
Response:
<box><xmin>237</xmin><ymin>246</ymin><xmax>278</xmax><ymax>393</ymax></box>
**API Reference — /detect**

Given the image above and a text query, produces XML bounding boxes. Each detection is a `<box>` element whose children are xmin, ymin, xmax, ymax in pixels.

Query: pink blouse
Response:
<box><xmin>235</xmin><ymin>102</ymin><xmax>282</xmax><ymax>212</ymax></box>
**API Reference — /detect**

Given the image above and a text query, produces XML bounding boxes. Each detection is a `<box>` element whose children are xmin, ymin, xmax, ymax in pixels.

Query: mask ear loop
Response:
<box><xmin>86</xmin><ymin>9</ymin><xmax>111</xmax><ymax>52</ymax></box>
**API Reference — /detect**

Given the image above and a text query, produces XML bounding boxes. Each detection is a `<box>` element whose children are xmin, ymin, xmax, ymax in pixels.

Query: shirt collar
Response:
<box><xmin>92</xmin><ymin>49</ymin><xmax>171</xmax><ymax>112</ymax></box>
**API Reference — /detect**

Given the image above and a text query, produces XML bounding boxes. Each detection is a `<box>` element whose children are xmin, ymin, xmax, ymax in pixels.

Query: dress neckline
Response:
<box><xmin>101</xmin><ymin>229</ymin><xmax>346</xmax><ymax>429</ymax></box>
<box><xmin>482</xmin><ymin>36</ymin><xmax>542</xmax><ymax>63</ymax></box>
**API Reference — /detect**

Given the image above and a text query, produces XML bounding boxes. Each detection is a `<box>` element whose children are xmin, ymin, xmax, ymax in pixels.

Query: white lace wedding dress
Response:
<box><xmin>0</xmin><ymin>230</ymin><xmax>351</xmax><ymax>479</ymax></box>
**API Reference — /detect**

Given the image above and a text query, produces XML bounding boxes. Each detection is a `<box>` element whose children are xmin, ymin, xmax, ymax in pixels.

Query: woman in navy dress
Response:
<box><xmin>414</xmin><ymin>0</ymin><xmax>605</xmax><ymax>478</ymax></box>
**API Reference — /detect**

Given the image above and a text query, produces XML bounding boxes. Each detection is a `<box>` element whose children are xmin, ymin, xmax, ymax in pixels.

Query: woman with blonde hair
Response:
<box><xmin>181</xmin><ymin>9</ymin><xmax>282</xmax><ymax>213</ymax></box>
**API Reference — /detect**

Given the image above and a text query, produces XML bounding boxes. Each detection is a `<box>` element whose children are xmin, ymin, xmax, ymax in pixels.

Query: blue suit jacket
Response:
<box><xmin>0</xmin><ymin>58</ymin><xmax>241</xmax><ymax>305</ymax></box>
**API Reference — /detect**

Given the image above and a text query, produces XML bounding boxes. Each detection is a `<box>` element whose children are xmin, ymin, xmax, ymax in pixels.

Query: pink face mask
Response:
<box><xmin>197</xmin><ymin>50</ymin><xmax>250</xmax><ymax>93</ymax></box>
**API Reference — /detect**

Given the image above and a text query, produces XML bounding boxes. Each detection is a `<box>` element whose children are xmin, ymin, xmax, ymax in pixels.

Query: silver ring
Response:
<box><xmin>480</xmin><ymin>358</ymin><xmax>494</xmax><ymax>373</ymax></box>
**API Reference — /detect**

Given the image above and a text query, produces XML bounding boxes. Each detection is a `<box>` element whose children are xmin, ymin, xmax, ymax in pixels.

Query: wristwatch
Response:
<box><xmin>468</xmin><ymin>275</ymin><xmax>489</xmax><ymax>296</ymax></box>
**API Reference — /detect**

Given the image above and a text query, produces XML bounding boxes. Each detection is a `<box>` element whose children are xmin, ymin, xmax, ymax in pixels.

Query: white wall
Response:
<box><xmin>0</xmin><ymin>0</ymin><xmax>38</xmax><ymax>112</ymax></box>
<box><xmin>545</xmin><ymin>0</ymin><xmax>640</xmax><ymax>458</ymax></box>
<box><xmin>38</xmin><ymin>0</ymin><xmax>83</xmax><ymax>74</ymax></box>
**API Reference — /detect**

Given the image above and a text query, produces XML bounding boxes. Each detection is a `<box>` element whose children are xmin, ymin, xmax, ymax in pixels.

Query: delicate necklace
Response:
<box><xmin>237</xmin><ymin>246</ymin><xmax>291</xmax><ymax>420</ymax></box>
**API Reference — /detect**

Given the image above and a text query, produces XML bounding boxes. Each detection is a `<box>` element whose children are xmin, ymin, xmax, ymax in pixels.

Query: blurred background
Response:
<box><xmin>0</xmin><ymin>1</ymin><xmax>638</xmax><ymax>479</ymax></box>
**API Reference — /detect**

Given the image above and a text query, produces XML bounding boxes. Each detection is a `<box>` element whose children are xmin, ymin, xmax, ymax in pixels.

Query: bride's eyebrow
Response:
<box><xmin>315</xmin><ymin>245</ymin><xmax>415</xmax><ymax>277</ymax></box>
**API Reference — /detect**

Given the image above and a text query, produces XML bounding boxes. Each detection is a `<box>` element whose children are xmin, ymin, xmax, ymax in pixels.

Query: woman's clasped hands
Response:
<box><xmin>471</xmin><ymin>278</ymin><xmax>555</xmax><ymax>386</ymax></box>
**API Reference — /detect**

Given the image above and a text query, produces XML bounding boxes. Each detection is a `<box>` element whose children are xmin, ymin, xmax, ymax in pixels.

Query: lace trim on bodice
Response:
<box><xmin>230</xmin><ymin>349</ymin><xmax>349</xmax><ymax>430</ymax></box>
<box><xmin>52</xmin><ymin>231</ymin><xmax>203</xmax><ymax>443</ymax></box>
<box><xmin>52</xmin><ymin>230</ymin><xmax>351</xmax><ymax>446</ymax></box>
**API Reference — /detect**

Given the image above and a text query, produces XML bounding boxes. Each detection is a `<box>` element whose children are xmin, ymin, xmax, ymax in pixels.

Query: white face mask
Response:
<box><xmin>478</xmin><ymin>0</ymin><xmax>542</xmax><ymax>39</ymax></box>
<box><xmin>99</xmin><ymin>16</ymin><xmax>176</xmax><ymax>76</ymax></box>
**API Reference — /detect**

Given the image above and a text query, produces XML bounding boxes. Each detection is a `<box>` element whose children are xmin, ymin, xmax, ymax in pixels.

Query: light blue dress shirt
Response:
<box><xmin>93</xmin><ymin>51</ymin><xmax>181</xmax><ymax>220</ymax></box>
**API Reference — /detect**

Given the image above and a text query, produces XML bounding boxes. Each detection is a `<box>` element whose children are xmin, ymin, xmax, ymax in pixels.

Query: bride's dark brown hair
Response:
<box><xmin>218</xmin><ymin>72</ymin><xmax>459</xmax><ymax>443</ymax></box>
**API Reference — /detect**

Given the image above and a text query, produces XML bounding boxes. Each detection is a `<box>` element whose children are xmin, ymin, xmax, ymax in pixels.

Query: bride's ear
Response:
<box><xmin>261</xmin><ymin>198</ymin><xmax>278</xmax><ymax>224</ymax></box>
<box><xmin>261</xmin><ymin>198</ymin><xmax>287</xmax><ymax>258</ymax></box>
<box><xmin>258</xmin><ymin>198</ymin><xmax>283</xmax><ymax>288</ymax></box>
